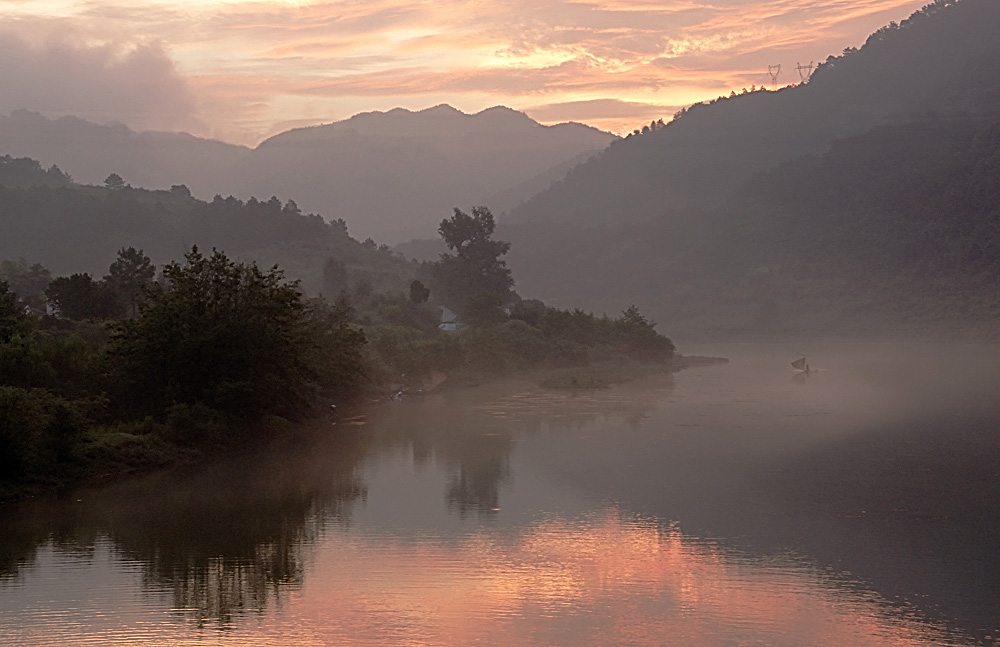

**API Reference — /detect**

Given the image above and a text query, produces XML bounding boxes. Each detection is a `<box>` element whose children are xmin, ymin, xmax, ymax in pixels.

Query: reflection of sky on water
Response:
<box><xmin>1</xmin><ymin>510</ymin><xmax>973</xmax><ymax>647</ymax></box>
<box><xmin>2</xmin><ymin>343</ymin><xmax>997</xmax><ymax>646</ymax></box>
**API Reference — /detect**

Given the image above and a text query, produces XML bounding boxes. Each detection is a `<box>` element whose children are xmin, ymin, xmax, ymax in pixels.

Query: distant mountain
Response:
<box><xmin>232</xmin><ymin>105</ymin><xmax>615</xmax><ymax>242</ymax></box>
<box><xmin>0</xmin><ymin>110</ymin><xmax>248</xmax><ymax>195</ymax></box>
<box><xmin>505</xmin><ymin>0</ymin><xmax>1000</xmax><ymax>227</ymax></box>
<box><xmin>0</xmin><ymin>105</ymin><xmax>616</xmax><ymax>243</ymax></box>
<box><xmin>503</xmin><ymin>117</ymin><xmax>1000</xmax><ymax>336</ymax></box>
<box><xmin>498</xmin><ymin>0</ymin><xmax>1000</xmax><ymax>337</ymax></box>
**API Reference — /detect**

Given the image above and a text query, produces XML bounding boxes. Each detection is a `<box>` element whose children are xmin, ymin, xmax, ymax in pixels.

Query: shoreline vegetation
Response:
<box><xmin>0</xmin><ymin>194</ymin><xmax>698</xmax><ymax>501</ymax></box>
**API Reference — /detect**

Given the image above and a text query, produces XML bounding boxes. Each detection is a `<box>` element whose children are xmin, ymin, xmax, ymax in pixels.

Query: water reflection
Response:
<box><xmin>1</xmin><ymin>428</ymin><xmax>367</xmax><ymax>627</ymax></box>
<box><xmin>291</xmin><ymin>509</ymin><xmax>971</xmax><ymax>647</ymax></box>
<box><xmin>362</xmin><ymin>375</ymin><xmax>673</xmax><ymax>516</ymax></box>
<box><xmin>1</xmin><ymin>352</ymin><xmax>996</xmax><ymax>646</ymax></box>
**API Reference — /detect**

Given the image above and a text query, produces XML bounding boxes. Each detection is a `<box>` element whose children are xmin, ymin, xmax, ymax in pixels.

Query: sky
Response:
<box><xmin>0</xmin><ymin>0</ymin><xmax>927</xmax><ymax>146</ymax></box>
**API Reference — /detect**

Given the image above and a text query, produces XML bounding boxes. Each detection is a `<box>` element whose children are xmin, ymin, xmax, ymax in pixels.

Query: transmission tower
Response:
<box><xmin>766</xmin><ymin>64</ymin><xmax>782</xmax><ymax>90</ymax></box>
<box><xmin>796</xmin><ymin>61</ymin><xmax>815</xmax><ymax>83</ymax></box>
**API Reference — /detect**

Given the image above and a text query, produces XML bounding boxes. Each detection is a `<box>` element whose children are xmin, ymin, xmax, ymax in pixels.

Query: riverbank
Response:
<box><xmin>1</xmin><ymin>354</ymin><xmax>727</xmax><ymax>503</ymax></box>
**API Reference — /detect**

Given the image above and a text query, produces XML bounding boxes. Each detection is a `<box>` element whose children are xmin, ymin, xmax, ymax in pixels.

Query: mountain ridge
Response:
<box><xmin>0</xmin><ymin>105</ymin><xmax>616</xmax><ymax>242</ymax></box>
<box><xmin>504</xmin><ymin>0</ymin><xmax>1000</xmax><ymax>227</ymax></box>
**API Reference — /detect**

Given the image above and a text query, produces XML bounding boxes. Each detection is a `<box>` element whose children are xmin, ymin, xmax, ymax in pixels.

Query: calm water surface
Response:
<box><xmin>2</xmin><ymin>341</ymin><xmax>998</xmax><ymax>646</ymax></box>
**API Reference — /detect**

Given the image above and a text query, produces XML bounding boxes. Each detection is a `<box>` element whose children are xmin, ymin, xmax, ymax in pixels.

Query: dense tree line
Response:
<box><xmin>0</xmin><ymin>247</ymin><xmax>367</xmax><ymax>495</ymax></box>
<box><xmin>500</xmin><ymin>116</ymin><xmax>1000</xmax><ymax>335</ymax></box>
<box><xmin>0</xmin><ymin>164</ymin><xmax>679</xmax><ymax>496</ymax></box>
<box><xmin>353</xmin><ymin>207</ymin><xmax>675</xmax><ymax>386</ymax></box>
<box><xmin>0</xmin><ymin>155</ymin><xmax>71</xmax><ymax>188</ymax></box>
<box><xmin>0</xmin><ymin>174</ymin><xmax>412</xmax><ymax>297</ymax></box>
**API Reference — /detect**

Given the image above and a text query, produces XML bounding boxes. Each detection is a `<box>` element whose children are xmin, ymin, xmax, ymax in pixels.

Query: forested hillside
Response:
<box><xmin>0</xmin><ymin>105</ymin><xmax>615</xmax><ymax>243</ymax></box>
<box><xmin>504</xmin><ymin>0</ymin><xmax>1000</xmax><ymax>227</ymax></box>
<box><xmin>504</xmin><ymin>116</ymin><xmax>1000</xmax><ymax>336</ymax></box>
<box><xmin>0</xmin><ymin>173</ymin><xmax>415</xmax><ymax>296</ymax></box>
<box><xmin>478</xmin><ymin>0</ymin><xmax>1000</xmax><ymax>337</ymax></box>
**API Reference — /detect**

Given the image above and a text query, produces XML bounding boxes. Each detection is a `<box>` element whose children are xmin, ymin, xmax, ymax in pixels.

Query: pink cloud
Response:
<box><xmin>0</xmin><ymin>30</ymin><xmax>201</xmax><ymax>132</ymax></box>
<box><xmin>0</xmin><ymin>0</ymin><xmax>928</xmax><ymax>144</ymax></box>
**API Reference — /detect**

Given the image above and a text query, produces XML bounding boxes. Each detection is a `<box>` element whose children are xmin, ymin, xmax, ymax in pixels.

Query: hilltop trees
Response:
<box><xmin>44</xmin><ymin>247</ymin><xmax>155</xmax><ymax>320</ymax></box>
<box><xmin>0</xmin><ymin>155</ymin><xmax>70</xmax><ymax>188</ymax></box>
<box><xmin>104</xmin><ymin>173</ymin><xmax>126</xmax><ymax>190</ymax></box>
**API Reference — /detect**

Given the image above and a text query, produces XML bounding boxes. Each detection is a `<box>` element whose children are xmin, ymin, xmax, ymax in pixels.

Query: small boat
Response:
<box><xmin>791</xmin><ymin>357</ymin><xmax>819</xmax><ymax>374</ymax></box>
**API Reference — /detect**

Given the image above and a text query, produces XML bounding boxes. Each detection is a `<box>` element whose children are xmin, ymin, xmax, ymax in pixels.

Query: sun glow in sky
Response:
<box><xmin>0</xmin><ymin>0</ymin><xmax>926</xmax><ymax>145</ymax></box>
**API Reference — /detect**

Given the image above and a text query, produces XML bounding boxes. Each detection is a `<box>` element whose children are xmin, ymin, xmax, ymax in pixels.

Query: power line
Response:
<box><xmin>796</xmin><ymin>61</ymin><xmax>815</xmax><ymax>83</ymax></box>
<box><xmin>767</xmin><ymin>64</ymin><xmax>782</xmax><ymax>90</ymax></box>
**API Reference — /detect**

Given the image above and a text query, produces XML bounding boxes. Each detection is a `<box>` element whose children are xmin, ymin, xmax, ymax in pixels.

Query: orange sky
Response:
<box><xmin>0</xmin><ymin>0</ymin><xmax>927</xmax><ymax>145</ymax></box>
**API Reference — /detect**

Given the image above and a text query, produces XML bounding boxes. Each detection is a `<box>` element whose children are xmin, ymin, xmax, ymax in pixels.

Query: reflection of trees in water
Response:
<box><xmin>369</xmin><ymin>376</ymin><xmax>675</xmax><ymax>516</ymax></box>
<box><xmin>445</xmin><ymin>434</ymin><xmax>510</xmax><ymax>517</ymax></box>
<box><xmin>370</xmin><ymin>395</ymin><xmax>514</xmax><ymax>517</ymax></box>
<box><xmin>1</xmin><ymin>377</ymin><xmax>679</xmax><ymax>627</ymax></box>
<box><xmin>0</xmin><ymin>427</ymin><xmax>369</xmax><ymax>627</ymax></box>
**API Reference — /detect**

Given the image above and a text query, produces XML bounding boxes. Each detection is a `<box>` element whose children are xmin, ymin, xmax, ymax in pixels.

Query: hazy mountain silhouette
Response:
<box><xmin>504</xmin><ymin>0</ymin><xmax>1000</xmax><ymax>227</ymax></box>
<box><xmin>0</xmin><ymin>105</ymin><xmax>615</xmax><ymax>244</ymax></box>
<box><xmin>503</xmin><ymin>116</ymin><xmax>1000</xmax><ymax>336</ymax></box>
<box><xmin>497</xmin><ymin>0</ymin><xmax>1000</xmax><ymax>336</ymax></box>
<box><xmin>0</xmin><ymin>110</ymin><xmax>248</xmax><ymax>194</ymax></box>
<box><xmin>233</xmin><ymin>105</ymin><xmax>614</xmax><ymax>242</ymax></box>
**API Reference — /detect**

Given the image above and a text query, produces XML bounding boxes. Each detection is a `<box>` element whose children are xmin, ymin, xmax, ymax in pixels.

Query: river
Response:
<box><xmin>1</xmin><ymin>341</ymin><xmax>998</xmax><ymax>646</ymax></box>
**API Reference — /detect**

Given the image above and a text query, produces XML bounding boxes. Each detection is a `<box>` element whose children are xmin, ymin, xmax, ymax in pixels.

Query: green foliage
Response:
<box><xmin>365</xmin><ymin>325</ymin><xmax>429</xmax><ymax>380</ymax></box>
<box><xmin>508</xmin><ymin>302</ymin><xmax>675</xmax><ymax>364</ymax></box>
<box><xmin>80</xmin><ymin>422</ymin><xmax>179</xmax><ymax>472</ymax></box>
<box><xmin>0</xmin><ymin>331</ymin><xmax>105</xmax><ymax>397</ymax></box>
<box><xmin>0</xmin><ymin>386</ymin><xmax>91</xmax><ymax>482</ymax></box>
<box><xmin>461</xmin><ymin>320</ymin><xmax>548</xmax><ymax>373</ymax></box>
<box><xmin>409</xmin><ymin>279</ymin><xmax>430</xmax><ymax>304</ymax></box>
<box><xmin>45</xmin><ymin>273</ymin><xmax>118</xmax><ymax>320</ymax></box>
<box><xmin>0</xmin><ymin>259</ymin><xmax>52</xmax><ymax>311</ymax></box>
<box><xmin>104</xmin><ymin>173</ymin><xmax>126</xmax><ymax>190</ymax></box>
<box><xmin>0</xmin><ymin>280</ymin><xmax>29</xmax><ymax>343</ymax></box>
<box><xmin>300</xmin><ymin>297</ymin><xmax>368</xmax><ymax>402</ymax></box>
<box><xmin>104</xmin><ymin>247</ymin><xmax>155</xmax><ymax>318</ymax></box>
<box><xmin>353</xmin><ymin>290</ymin><xmax>441</xmax><ymax>332</ymax></box>
<box><xmin>0</xmin><ymin>172</ymin><xmax>416</xmax><ymax>299</ymax></box>
<box><xmin>431</xmin><ymin>207</ymin><xmax>514</xmax><ymax>325</ymax></box>
<box><xmin>613</xmin><ymin>305</ymin><xmax>676</xmax><ymax>362</ymax></box>
<box><xmin>110</xmin><ymin>247</ymin><xmax>366</xmax><ymax>430</ymax></box>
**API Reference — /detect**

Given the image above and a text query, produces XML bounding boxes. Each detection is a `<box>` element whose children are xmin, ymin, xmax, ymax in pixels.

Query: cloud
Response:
<box><xmin>526</xmin><ymin>98</ymin><xmax>675</xmax><ymax>121</ymax></box>
<box><xmin>0</xmin><ymin>30</ymin><xmax>201</xmax><ymax>132</ymax></box>
<box><xmin>0</xmin><ymin>0</ymin><xmax>928</xmax><ymax>144</ymax></box>
<box><xmin>524</xmin><ymin>98</ymin><xmax>680</xmax><ymax>133</ymax></box>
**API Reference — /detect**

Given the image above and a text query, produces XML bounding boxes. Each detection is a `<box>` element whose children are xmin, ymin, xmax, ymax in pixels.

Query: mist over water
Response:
<box><xmin>1</xmin><ymin>340</ymin><xmax>998</xmax><ymax>646</ymax></box>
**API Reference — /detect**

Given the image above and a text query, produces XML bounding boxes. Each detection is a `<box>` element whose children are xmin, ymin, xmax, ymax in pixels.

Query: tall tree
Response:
<box><xmin>104</xmin><ymin>247</ymin><xmax>155</xmax><ymax>318</ymax></box>
<box><xmin>104</xmin><ymin>173</ymin><xmax>126</xmax><ymax>190</ymax></box>
<box><xmin>432</xmin><ymin>206</ymin><xmax>514</xmax><ymax>325</ymax></box>
<box><xmin>0</xmin><ymin>280</ymin><xmax>27</xmax><ymax>343</ymax></box>
<box><xmin>409</xmin><ymin>279</ymin><xmax>430</xmax><ymax>304</ymax></box>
